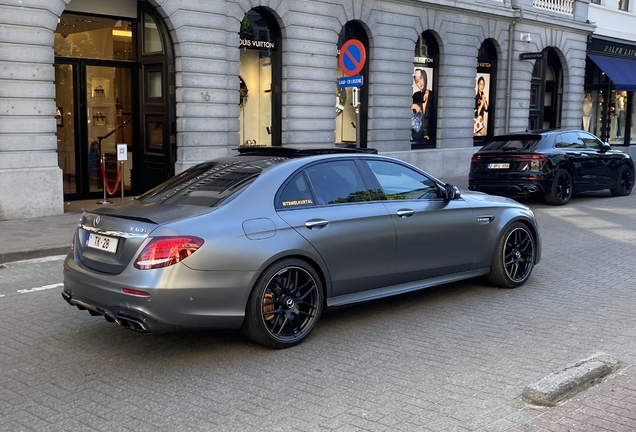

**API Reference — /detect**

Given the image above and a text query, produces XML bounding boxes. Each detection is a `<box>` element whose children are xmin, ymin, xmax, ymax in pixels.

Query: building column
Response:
<box><xmin>0</xmin><ymin>2</ymin><xmax>66</xmax><ymax>220</ymax></box>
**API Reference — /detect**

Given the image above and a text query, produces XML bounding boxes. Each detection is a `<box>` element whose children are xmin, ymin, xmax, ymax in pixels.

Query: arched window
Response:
<box><xmin>474</xmin><ymin>40</ymin><xmax>497</xmax><ymax>143</ymax></box>
<box><xmin>336</xmin><ymin>21</ymin><xmax>369</xmax><ymax>147</ymax></box>
<box><xmin>412</xmin><ymin>32</ymin><xmax>439</xmax><ymax>148</ymax></box>
<box><xmin>239</xmin><ymin>8</ymin><xmax>281</xmax><ymax>146</ymax></box>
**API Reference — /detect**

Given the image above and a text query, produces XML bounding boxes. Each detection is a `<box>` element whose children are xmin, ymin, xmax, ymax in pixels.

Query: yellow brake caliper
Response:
<box><xmin>263</xmin><ymin>293</ymin><xmax>275</xmax><ymax>321</ymax></box>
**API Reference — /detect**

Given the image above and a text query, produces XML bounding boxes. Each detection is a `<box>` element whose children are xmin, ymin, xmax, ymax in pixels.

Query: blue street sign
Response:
<box><xmin>338</xmin><ymin>75</ymin><xmax>364</xmax><ymax>88</ymax></box>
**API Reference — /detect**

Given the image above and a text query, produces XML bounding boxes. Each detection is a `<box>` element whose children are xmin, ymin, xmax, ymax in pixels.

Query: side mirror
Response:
<box><xmin>444</xmin><ymin>184</ymin><xmax>461</xmax><ymax>200</ymax></box>
<box><xmin>601</xmin><ymin>142</ymin><xmax>611</xmax><ymax>153</ymax></box>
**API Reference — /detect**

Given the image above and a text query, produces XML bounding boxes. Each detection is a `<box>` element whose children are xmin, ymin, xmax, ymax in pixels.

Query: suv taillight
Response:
<box><xmin>134</xmin><ymin>236</ymin><xmax>204</xmax><ymax>270</ymax></box>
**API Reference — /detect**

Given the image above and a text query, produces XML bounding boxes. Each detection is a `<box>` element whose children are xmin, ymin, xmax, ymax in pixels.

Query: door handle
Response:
<box><xmin>396</xmin><ymin>209</ymin><xmax>415</xmax><ymax>218</ymax></box>
<box><xmin>305</xmin><ymin>219</ymin><xmax>329</xmax><ymax>229</ymax></box>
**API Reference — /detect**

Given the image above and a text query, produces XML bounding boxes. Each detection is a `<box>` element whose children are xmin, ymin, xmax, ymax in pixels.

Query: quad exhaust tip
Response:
<box><xmin>62</xmin><ymin>291</ymin><xmax>149</xmax><ymax>332</ymax></box>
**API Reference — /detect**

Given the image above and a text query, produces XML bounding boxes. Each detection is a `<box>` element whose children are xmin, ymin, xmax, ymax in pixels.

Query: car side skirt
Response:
<box><xmin>326</xmin><ymin>268</ymin><xmax>490</xmax><ymax>308</ymax></box>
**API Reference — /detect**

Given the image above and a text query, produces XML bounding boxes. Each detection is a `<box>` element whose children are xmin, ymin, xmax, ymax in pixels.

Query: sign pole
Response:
<box><xmin>120</xmin><ymin>161</ymin><xmax>125</xmax><ymax>202</ymax></box>
<box><xmin>352</xmin><ymin>87</ymin><xmax>361</xmax><ymax>148</ymax></box>
<box><xmin>116</xmin><ymin>143</ymin><xmax>128</xmax><ymax>203</ymax></box>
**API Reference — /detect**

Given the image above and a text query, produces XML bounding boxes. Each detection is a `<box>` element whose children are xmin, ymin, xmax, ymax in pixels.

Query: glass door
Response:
<box><xmin>86</xmin><ymin>65</ymin><xmax>133</xmax><ymax>195</ymax></box>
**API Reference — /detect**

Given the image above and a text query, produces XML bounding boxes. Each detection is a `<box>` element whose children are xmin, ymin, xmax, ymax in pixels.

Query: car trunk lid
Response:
<box><xmin>76</xmin><ymin>200</ymin><xmax>212</xmax><ymax>274</ymax></box>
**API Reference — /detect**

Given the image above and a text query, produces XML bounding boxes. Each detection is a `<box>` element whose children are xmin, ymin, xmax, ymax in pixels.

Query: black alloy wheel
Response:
<box><xmin>610</xmin><ymin>164</ymin><xmax>634</xmax><ymax>197</ymax></box>
<box><xmin>243</xmin><ymin>259</ymin><xmax>323</xmax><ymax>349</ymax></box>
<box><xmin>487</xmin><ymin>222</ymin><xmax>536</xmax><ymax>288</ymax></box>
<box><xmin>545</xmin><ymin>168</ymin><xmax>572</xmax><ymax>205</ymax></box>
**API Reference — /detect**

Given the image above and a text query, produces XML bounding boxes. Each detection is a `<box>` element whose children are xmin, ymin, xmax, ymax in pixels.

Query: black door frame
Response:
<box><xmin>134</xmin><ymin>2</ymin><xmax>176</xmax><ymax>192</ymax></box>
<box><xmin>55</xmin><ymin>58</ymin><xmax>137</xmax><ymax>201</ymax></box>
<box><xmin>528</xmin><ymin>48</ymin><xmax>563</xmax><ymax>130</ymax></box>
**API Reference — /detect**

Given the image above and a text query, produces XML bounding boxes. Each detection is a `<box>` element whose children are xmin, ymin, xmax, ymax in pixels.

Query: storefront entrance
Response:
<box><xmin>528</xmin><ymin>48</ymin><xmax>563</xmax><ymax>130</ymax></box>
<box><xmin>54</xmin><ymin>3</ymin><xmax>174</xmax><ymax>201</ymax></box>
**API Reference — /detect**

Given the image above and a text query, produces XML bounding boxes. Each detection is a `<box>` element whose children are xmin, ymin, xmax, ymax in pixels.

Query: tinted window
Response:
<box><xmin>366</xmin><ymin>160</ymin><xmax>440</xmax><ymax>200</ymax></box>
<box><xmin>305</xmin><ymin>161</ymin><xmax>370</xmax><ymax>205</ymax></box>
<box><xmin>277</xmin><ymin>172</ymin><xmax>314</xmax><ymax>209</ymax></box>
<box><xmin>137</xmin><ymin>159</ymin><xmax>267</xmax><ymax>206</ymax></box>
<box><xmin>578</xmin><ymin>132</ymin><xmax>603</xmax><ymax>150</ymax></box>
<box><xmin>555</xmin><ymin>132</ymin><xmax>583</xmax><ymax>149</ymax></box>
<box><xmin>482</xmin><ymin>134</ymin><xmax>543</xmax><ymax>151</ymax></box>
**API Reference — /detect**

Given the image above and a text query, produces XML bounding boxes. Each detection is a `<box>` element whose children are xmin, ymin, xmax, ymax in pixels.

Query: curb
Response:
<box><xmin>522</xmin><ymin>352</ymin><xmax>622</xmax><ymax>406</ymax></box>
<box><xmin>0</xmin><ymin>246</ymin><xmax>70</xmax><ymax>265</ymax></box>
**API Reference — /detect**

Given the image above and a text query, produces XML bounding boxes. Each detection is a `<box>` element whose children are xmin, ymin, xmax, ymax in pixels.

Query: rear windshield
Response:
<box><xmin>137</xmin><ymin>157</ymin><xmax>282</xmax><ymax>207</ymax></box>
<box><xmin>481</xmin><ymin>135</ymin><xmax>543</xmax><ymax>151</ymax></box>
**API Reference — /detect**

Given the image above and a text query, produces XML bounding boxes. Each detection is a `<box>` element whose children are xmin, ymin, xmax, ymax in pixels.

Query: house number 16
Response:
<box><xmin>201</xmin><ymin>92</ymin><xmax>210</xmax><ymax>101</ymax></box>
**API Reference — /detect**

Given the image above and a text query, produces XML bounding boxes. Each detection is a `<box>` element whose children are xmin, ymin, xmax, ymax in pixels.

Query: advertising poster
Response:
<box><xmin>474</xmin><ymin>74</ymin><xmax>490</xmax><ymax>137</ymax></box>
<box><xmin>411</xmin><ymin>66</ymin><xmax>434</xmax><ymax>144</ymax></box>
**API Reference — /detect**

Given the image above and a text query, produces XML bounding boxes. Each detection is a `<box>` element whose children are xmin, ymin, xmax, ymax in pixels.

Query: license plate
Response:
<box><xmin>86</xmin><ymin>232</ymin><xmax>119</xmax><ymax>254</ymax></box>
<box><xmin>488</xmin><ymin>163</ymin><xmax>510</xmax><ymax>169</ymax></box>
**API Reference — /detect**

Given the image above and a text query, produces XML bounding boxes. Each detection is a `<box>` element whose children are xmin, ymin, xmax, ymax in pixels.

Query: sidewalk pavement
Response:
<box><xmin>0</xmin><ymin>209</ymin><xmax>80</xmax><ymax>264</ymax></box>
<box><xmin>0</xmin><ymin>196</ymin><xmax>112</xmax><ymax>264</ymax></box>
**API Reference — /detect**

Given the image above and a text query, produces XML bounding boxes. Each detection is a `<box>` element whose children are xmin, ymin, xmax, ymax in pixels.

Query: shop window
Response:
<box><xmin>239</xmin><ymin>8</ymin><xmax>281</xmax><ymax>147</ymax></box>
<box><xmin>631</xmin><ymin>95</ymin><xmax>636</xmax><ymax>146</ymax></box>
<box><xmin>412</xmin><ymin>32</ymin><xmax>438</xmax><ymax>149</ymax></box>
<box><xmin>474</xmin><ymin>40</ymin><xmax>497</xmax><ymax>144</ymax></box>
<box><xmin>54</xmin><ymin>13</ymin><xmax>133</xmax><ymax>61</ymax></box>
<box><xmin>336</xmin><ymin>22</ymin><xmax>369</xmax><ymax>147</ymax></box>
<box><xmin>608</xmin><ymin>90</ymin><xmax>628</xmax><ymax>144</ymax></box>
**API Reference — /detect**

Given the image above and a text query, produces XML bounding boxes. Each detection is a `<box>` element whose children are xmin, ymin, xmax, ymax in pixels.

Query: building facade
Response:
<box><xmin>0</xmin><ymin>0</ymin><xmax>594</xmax><ymax>220</ymax></box>
<box><xmin>585</xmin><ymin>0</ymin><xmax>636</xmax><ymax>150</ymax></box>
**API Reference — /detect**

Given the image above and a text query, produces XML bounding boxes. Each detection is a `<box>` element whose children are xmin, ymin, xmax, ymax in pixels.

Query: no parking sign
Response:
<box><xmin>339</xmin><ymin>39</ymin><xmax>366</xmax><ymax>76</ymax></box>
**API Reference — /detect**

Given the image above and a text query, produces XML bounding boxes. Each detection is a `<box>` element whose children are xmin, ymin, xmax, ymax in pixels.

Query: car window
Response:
<box><xmin>277</xmin><ymin>172</ymin><xmax>315</xmax><ymax>209</ymax></box>
<box><xmin>482</xmin><ymin>135</ymin><xmax>543</xmax><ymax>151</ymax></box>
<box><xmin>578</xmin><ymin>132</ymin><xmax>603</xmax><ymax>150</ymax></box>
<box><xmin>555</xmin><ymin>132</ymin><xmax>583</xmax><ymax>149</ymax></box>
<box><xmin>366</xmin><ymin>160</ymin><xmax>440</xmax><ymax>200</ymax></box>
<box><xmin>137</xmin><ymin>159</ymin><xmax>262</xmax><ymax>207</ymax></box>
<box><xmin>305</xmin><ymin>161</ymin><xmax>370</xmax><ymax>205</ymax></box>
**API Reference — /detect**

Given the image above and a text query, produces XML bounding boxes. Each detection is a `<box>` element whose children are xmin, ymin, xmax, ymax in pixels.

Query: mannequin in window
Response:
<box><xmin>474</xmin><ymin>76</ymin><xmax>488</xmax><ymax>136</ymax></box>
<box><xmin>582</xmin><ymin>92</ymin><xmax>593</xmax><ymax>131</ymax></box>
<box><xmin>617</xmin><ymin>93</ymin><xmax>626</xmax><ymax>138</ymax></box>
<box><xmin>411</xmin><ymin>68</ymin><xmax>431</xmax><ymax>141</ymax></box>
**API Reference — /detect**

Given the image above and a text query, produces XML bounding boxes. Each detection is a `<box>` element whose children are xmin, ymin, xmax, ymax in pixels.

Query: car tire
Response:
<box><xmin>609</xmin><ymin>164</ymin><xmax>634</xmax><ymax>197</ymax></box>
<box><xmin>242</xmin><ymin>258</ymin><xmax>323</xmax><ymax>349</ymax></box>
<box><xmin>545</xmin><ymin>168</ymin><xmax>572</xmax><ymax>205</ymax></box>
<box><xmin>487</xmin><ymin>222</ymin><xmax>536</xmax><ymax>288</ymax></box>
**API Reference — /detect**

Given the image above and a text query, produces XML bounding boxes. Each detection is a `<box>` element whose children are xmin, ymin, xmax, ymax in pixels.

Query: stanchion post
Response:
<box><xmin>97</xmin><ymin>153</ymin><xmax>112</xmax><ymax>205</ymax></box>
<box><xmin>120</xmin><ymin>161</ymin><xmax>125</xmax><ymax>202</ymax></box>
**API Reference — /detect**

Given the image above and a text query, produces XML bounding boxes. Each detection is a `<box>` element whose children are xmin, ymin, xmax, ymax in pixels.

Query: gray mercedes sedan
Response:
<box><xmin>63</xmin><ymin>147</ymin><xmax>541</xmax><ymax>348</ymax></box>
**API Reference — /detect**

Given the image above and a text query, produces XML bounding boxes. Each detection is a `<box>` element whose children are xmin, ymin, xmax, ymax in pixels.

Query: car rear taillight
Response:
<box><xmin>514</xmin><ymin>154</ymin><xmax>548</xmax><ymax>171</ymax></box>
<box><xmin>134</xmin><ymin>236</ymin><xmax>204</xmax><ymax>270</ymax></box>
<box><xmin>471</xmin><ymin>154</ymin><xmax>483</xmax><ymax>163</ymax></box>
<box><xmin>513</xmin><ymin>154</ymin><xmax>549</xmax><ymax>162</ymax></box>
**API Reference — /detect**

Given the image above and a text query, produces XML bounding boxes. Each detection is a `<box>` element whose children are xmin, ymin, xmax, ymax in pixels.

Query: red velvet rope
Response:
<box><xmin>99</xmin><ymin>159</ymin><xmax>122</xmax><ymax>196</ymax></box>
